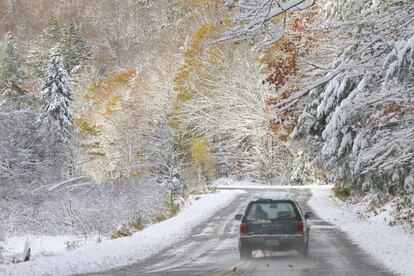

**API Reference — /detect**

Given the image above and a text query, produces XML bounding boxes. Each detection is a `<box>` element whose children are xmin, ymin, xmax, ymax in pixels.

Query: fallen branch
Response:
<box><xmin>32</xmin><ymin>176</ymin><xmax>90</xmax><ymax>192</ymax></box>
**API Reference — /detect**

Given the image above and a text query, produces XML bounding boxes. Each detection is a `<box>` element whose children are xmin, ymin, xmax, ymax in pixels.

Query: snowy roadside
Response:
<box><xmin>215</xmin><ymin>177</ymin><xmax>328</xmax><ymax>190</ymax></box>
<box><xmin>309</xmin><ymin>188</ymin><xmax>414</xmax><ymax>276</ymax></box>
<box><xmin>1</xmin><ymin>235</ymin><xmax>102</xmax><ymax>264</ymax></box>
<box><xmin>0</xmin><ymin>189</ymin><xmax>244</xmax><ymax>276</ymax></box>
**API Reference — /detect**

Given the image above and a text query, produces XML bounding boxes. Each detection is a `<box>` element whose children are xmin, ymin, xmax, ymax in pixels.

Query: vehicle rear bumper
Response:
<box><xmin>239</xmin><ymin>234</ymin><xmax>306</xmax><ymax>251</ymax></box>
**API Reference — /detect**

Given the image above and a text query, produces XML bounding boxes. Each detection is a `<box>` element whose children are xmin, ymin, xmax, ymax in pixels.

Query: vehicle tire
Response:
<box><xmin>239</xmin><ymin>246</ymin><xmax>252</xmax><ymax>260</ymax></box>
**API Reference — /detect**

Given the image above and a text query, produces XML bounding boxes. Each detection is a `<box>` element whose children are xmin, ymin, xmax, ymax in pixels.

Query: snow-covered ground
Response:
<box><xmin>0</xmin><ymin>189</ymin><xmax>244</xmax><ymax>276</ymax></box>
<box><xmin>215</xmin><ymin>177</ymin><xmax>327</xmax><ymax>189</ymax></box>
<box><xmin>1</xmin><ymin>235</ymin><xmax>105</xmax><ymax>264</ymax></box>
<box><xmin>309</xmin><ymin>188</ymin><xmax>414</xmax><ymax>276</ymax></box>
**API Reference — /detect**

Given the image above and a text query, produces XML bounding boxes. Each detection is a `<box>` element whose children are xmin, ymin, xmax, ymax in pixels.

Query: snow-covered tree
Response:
<box><xmin>221</xmin><ymin>0</ymin><xmax>315</xmax><ymax>48</ymax></box>
<box><xmin>29</xmin><ymin>18</ymin><xmax>90</xmax><ymax>79</ymax></box>
<box><xmin>61</xmin><ymin>23</ymin><xmax>90</xmax><ymax>73</ymax></box>
<box><xmin>28</xmin><ymin>16</ymin><xmax>62</xmax><ymax>79</ymax></box>
<box><xmin>144</xmin><ymin>112</ymin><xmax>186</xmax><ymax>197</ymax></box>
<box><xmin>177</xmin><ymin>46</ymin><xmax>292</xmax><ymax>182</ymax></box>
<box><xmin>292</xmin><ymin>0</ymin><xmax>414</xmax><ymax>195</ymax></box>
<box><xmin>37</xmin><ymin>47</ymin><xmax>73</xmax><ymax>143</ymax></box>
<box><xmin>0</xmin><ymin>32</ymin><xmax>26</xmax><ymax>107</ymax></box>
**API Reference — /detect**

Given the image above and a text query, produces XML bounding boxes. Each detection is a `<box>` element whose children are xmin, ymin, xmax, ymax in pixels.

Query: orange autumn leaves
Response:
<box><xmin>262</xmin><ymin>7</ymin><xmax>320</xmax><ymax>142</ymax></box>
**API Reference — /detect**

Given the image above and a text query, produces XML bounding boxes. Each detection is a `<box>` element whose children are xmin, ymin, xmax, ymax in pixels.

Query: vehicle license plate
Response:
<box><xmin>265</xmin><ymin>239</ymin><xmax>280</xmax><ymax>247</ymax></box>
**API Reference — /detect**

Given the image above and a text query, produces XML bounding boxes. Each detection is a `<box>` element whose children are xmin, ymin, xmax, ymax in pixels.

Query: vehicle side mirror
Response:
<box><xmin>235</xmin><ymin>214</ymin><xmax>243</xmax><ymax>220</ymax></box>
<box><xmin>304</xmin><ymin>212</ymin><xmax>313</xmax><ymax>219</ymax></box>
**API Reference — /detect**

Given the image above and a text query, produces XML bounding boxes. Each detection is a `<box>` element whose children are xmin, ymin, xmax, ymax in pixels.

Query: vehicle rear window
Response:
<box><xmin>245</xmin><ymin>201</ymin><xmax>300</xmax><ymax>221</ymax></box>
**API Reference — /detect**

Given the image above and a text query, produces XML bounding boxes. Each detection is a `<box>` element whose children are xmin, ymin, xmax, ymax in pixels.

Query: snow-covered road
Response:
<box><xmin>85</xmin><ymin>187</ymin><xmax>394</xmax><ymax>276</ymax></box>
<box><xmin>3</xmin><ymin>186</ymin><xmax>412</xmax><ymax>276</ymax></box>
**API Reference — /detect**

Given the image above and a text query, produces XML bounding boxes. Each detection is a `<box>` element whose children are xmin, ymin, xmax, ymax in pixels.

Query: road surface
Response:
<box><xmin>84</xmin><ymin>188</ymin><xmax>392</xmax><ymax>276</ymax></box>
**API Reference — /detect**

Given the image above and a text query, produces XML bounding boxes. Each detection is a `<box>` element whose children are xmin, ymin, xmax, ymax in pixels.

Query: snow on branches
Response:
<box><xmin>0</xmin><ymin>32</ymin><xmax>26</xmax><ymax>107</ymax></box>
<box><xmin>221</xmin><ymin>0</ymin><xmax>315</xmax><ymax>48</ymax></box>
<box><xmin>384</xmin><ymin>34</ymin><xmax>414</xmax><ymax>89</ymax></box>
<box><xmin>37</xmin><ymin>47</ymin><xmax>73</xmax><ymax>143</ymax></box>
<box><xmin>177</xmin><ymin>46</ymin><xmax>293</xmax><ymax>182</ymax></box>
<box><xmin>293</xmin><ymin>0</ymin><xmax>414</xmax><ymax>195</ymax></box>
<box><xmin>0</xmin><ymin>109</ymin><xmax>40</xmax><ymax>184</ymax></box>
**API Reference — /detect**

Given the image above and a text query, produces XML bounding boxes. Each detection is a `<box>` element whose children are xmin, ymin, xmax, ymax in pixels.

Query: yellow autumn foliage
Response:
<box><xmin>272</xmin><ymin>13</ymin><xmax>285</xmax><ymax>24</ymax></box>
<box><xmin>103</xmin><ymin>94</ymin><xmax>122</xmax><ymax>118</ymax></box>
<box><xmin>174</xmin><ymin>23</ymin><xmax>216</xmax><ymax>91</ymax></box>
<box><xmin>172</xmin><ymin>23</ymin><xmax>221</xmax><ymax>128</ymax></box>
<box><xmin>80</xmin><ymin>69</ymin><xmax>136</xmax><ymax>128</ymax></box>
<box><xmin>190</xmin><ymin>139</ymin><xmax>215</xmax><ymax>183</ymax></box>
<box><xmin>85</xmin><ymin>69</ymin><xmax>135</xmax><ymax>103</ymax></box>
<box><xmin>76</xmin><ymin>69</ymin><xmax>137</xmax><ymax>177</ymax></box>
<box><xmin>191</xmin><ymin>139</ymin><xmax>212</xmax><ymax>167</ymax></box>
<box><xmin>74</xmin><ymin>117</ymin><xmax>101</xmax><ymax>136</ymax></box>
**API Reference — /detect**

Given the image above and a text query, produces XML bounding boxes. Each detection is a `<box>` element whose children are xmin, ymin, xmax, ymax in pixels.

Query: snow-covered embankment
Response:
<box><xmin>309</xmin><ymin>188</ymin><xmax>414</xmax><ymax>276</ymax></box>
<box><xmin>0</xmin><ymin>189</ymin><xmax>244</xmax><ymax>276</ymax></box>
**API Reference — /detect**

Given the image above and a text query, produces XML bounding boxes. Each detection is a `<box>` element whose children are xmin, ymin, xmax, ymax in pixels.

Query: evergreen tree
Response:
<box><xmin>37</xmin><ymin>46</ymin><xmax>73</xmax><ymax>142</ymax></box>
<box><xmin>30</xmin><ymin>18</ymin><xmax>90</xmax><ymax>78</ymax></box>
<box><xmin>0</xmin><ymin>32</ymin><xmax>25</xmax><ymax>107</ymax></box>
<box><xmin>29</xmin><ymin>16</ymin><xmax>62</xmax><ymax>79</ymax></box>
<box><xmin>61</xmin><ymin>23</ymin><xmax>90</xmax><ymax>73</ymax></box>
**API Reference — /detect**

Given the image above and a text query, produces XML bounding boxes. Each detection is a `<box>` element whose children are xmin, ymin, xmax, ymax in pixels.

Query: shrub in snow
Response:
<box><xmin>1</xmin><ymin>178</ymin><xmax>167</xmax><ymax>238</ymax></box>
<box><xmin>0</xmin><ymin>109</ymin><xmax>42</xmax><ymax>185</ymax></box>
<box><xmin>347</xmin><ymin>192</ymin><xmax>414</xmax><ymax>230</ymax></box>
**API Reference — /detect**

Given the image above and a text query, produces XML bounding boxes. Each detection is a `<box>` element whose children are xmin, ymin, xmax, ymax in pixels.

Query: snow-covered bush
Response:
<box><xmin>0</xmin><ymin>109</ymin><xmax>41</xmax><ymax>185</ymax></box>
<box><xmin>0</xmin><ymin>177</ymin><xmax>167</xmax><ymax>237</ymax></box>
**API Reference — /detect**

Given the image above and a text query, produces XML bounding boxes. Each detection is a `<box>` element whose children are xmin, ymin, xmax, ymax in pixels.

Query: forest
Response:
<box><xmin>0</xmin><ymin>0</ymin><xmax>413</xmax><ymax>259</ymax></box>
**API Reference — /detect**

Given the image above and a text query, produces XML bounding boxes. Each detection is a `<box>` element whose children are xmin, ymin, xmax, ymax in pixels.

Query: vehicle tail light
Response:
<box><xmin>296</xmin><ymin>221</ymin><xmax>304</xmax><ymax>233</ymax></box>
<box><xmin>240</xmin><ymin>223</ymin><xmax>248</xmax><ymax>234</ymax></box>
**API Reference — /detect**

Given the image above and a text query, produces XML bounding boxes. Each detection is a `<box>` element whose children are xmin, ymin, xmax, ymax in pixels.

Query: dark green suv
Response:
<box><xmin>234</xmin><ymin>193</ymin><xmax>312</xmax><ymax>259</ymax></box>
